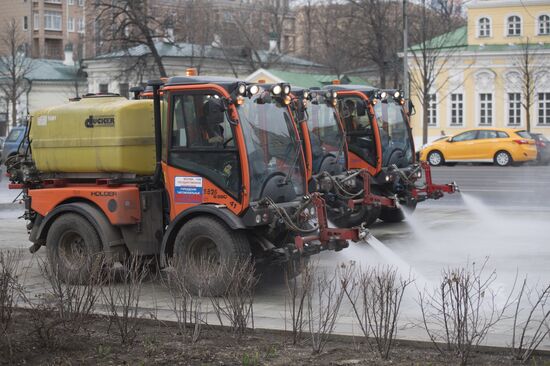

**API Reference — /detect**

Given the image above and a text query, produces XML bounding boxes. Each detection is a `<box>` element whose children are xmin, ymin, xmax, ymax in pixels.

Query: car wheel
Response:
<box><xmin>427</xmin><ymin>151</ymin><xmax>444</xmax><ymax>166</ymax></box>
<box><xmin>494</xmin><ymin>151</ymin><xmax>512</xmax><ymax>167</ymax></box>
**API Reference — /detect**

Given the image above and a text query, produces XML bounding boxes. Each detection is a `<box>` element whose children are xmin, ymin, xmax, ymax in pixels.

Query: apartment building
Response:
<box><xmin>0</xmin><ymin>0</ymin><xmax>85</xmax><ymax>60</ymax></box>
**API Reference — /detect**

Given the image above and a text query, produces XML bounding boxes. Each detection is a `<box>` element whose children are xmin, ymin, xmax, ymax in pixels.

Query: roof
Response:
<box><xmin>409</xmin><ymin>26</ymin><xmax>468</xmax><ymax>52</ymax></box>
<box><xmin>247</xmin><ymin>68</ymin><xmax>370</xmax><ymax>88</ymax></box>
<box><xmin>91</xmin><ymin>41</ymin><xmax>322</xmax><ymax>68</ymax></box>
<box><xmin>0</xmin><ymin>58</ymin><xmax>83</xmax><ymax>82</ymax></box>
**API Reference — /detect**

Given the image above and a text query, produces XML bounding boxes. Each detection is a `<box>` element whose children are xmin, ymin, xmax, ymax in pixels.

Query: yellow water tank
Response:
<box><xmin>30</xmin><ymin>96</ymin><xmax>155</xmax><ymax>175</ymax></box>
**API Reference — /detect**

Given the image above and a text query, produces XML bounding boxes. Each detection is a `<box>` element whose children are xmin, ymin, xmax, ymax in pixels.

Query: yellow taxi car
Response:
<box><xmin>419</xmin><ymin>128</ymin><xmax>537</xmax><ymax>167</ymax></box>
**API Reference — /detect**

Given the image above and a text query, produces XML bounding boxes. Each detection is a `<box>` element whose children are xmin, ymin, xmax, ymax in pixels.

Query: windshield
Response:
<box><xmin>307</xmin><ymin>102</ymin><xmax>345</xmax><ymax>172</ymax></box>
<box><xmin>238</xmin><ymin>94</ymin><xmax>305</xmax><ymax>202</ymax></box>
<box><xmin>374</xmin><ymin>101</ymin><xmax>413</xmax><ymax>168</ymax></box>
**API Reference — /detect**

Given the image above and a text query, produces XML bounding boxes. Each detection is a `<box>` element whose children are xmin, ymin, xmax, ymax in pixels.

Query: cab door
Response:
<box><xmin>446</xmin><ymin>130</ymin><xmax>479</xmax><ymax>161</ymax></box>
<box><xmin>163</xmin><ymin>89</ymin><xmax>246</xmax><ymax>220</ymax></box>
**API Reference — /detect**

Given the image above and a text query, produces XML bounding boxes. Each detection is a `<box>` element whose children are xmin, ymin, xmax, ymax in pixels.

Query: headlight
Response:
<box><xmin>303</xmin><ymin>90</ymin><xmax>309</xmax><ymax>99</ymax></box>
<box><xmin>380</xmin><ymin>91</ymin><xmax>387</xmax><ymax>99</ymax></box>
<box><xmin>283</xmin><ymin>84</ymin><xmax>291</xmax><ymax>95</ymax></box>
<box><xmin>332</xmin><ymin>91</ymin><xmax>337</xmax><ymax>99</ymax></box>
<box><xmin>248</xmin><ymin>85</ymin><xmax>259</xmax><ymax>95</ymax></box>
<box><xmin>272</xmin><ymin>85</ymin><xmax>282</xmax><ymax>95</ymax></box>
<box><xmin>385</xmin><ymin>175</ymin><xmax>391</xmax><ymax>182</ymax></box>
<box><xmin>237</xmin><ymin>83</ymin><xmax>246</xmax><ymax>95</ymax></box>
<box><xmin>255</xmin><ymin>214</ymin><xmax>262</xmax><ymax>224</ymax></box>
<box><xmin>393</xmin><ymin>91</ymin><xmax>400</xmax><ymax>98</ymax></box>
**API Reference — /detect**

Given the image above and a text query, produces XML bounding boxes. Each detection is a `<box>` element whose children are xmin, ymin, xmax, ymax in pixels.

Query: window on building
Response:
<box><xmin>450</xmin><ymin>93</ymin><xmax>463</xmax><ymax>126</ymax></box>
<box><xmin>427</xmin><ymin>94</ymin><xmax>437</xmax><ymax>126</ymax></box>
<box><xmin>479</xmin><ymin>93</ymin><xmax>493</xmax><ymax>126</ymax></box>
<box><xmin>33</xmin><ymin>12</ymin><xmax>39</xmax><ymax>30</ymax></box>
<box><xmin>507</xmin><ymin>15</ymin><xmax>522</xmax><ymax>36</ymax></box>
<box><xmin>78</xmin><ymin>18</ymin><xmax>85</xmax><ymax>33</ymax></box>
<box><xmin>45</xmin><ymin>0</ymin><xmax>61</xmax><ymax>3</ymax></box>
<box><xmin>67</xmin><ymin>17</ymin><xmax>74</xmax><ymax>32</ymax></box>
<box><xmin>44</xmin><ymin>11</ymin><xmax>62</xmax><ymax>31</ymax></box>
<box><xmin>539</xmin><ymin>14</ymin><xmax>550</xmax><ymax>35</ymax></box>
<box><xmin>478</xmin><ymin>17</ymin><xmax>491</xmax><ymax>37</ymax></box>
<box><xmin>119</xmin><ymin>83</ymin><xmax>129</xmax><ymax>98</ymax></box>
<box><xmin>538</xmin><ymin>93</ymin><xmax>550</xmax><ymax>125</ymax></box>
<box><xmin>78</xmin><ymin>0</ymin><xmax>84</xmax><ymax>6</ymax></box>
<box><xmin>68</xmin><ymin>0</ymin><xmax>74</xmax><ymax>5</ymax></box>
<box><xmin>23</xmin><ymin>16</ymin><xmax>28</xmax><ymax>31</ymax></box>
<box><xmin>99</xmin><ymin>84</ymin><xmax>108</xmax><ymax>93</ymax></box>
<box><xmin>507</xmin><ymin>93</ymin><xmax>521</xmax><ymax>126</ymax></box>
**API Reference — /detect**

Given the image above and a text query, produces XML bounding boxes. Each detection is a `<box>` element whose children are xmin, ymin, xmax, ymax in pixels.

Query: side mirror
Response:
<box><xmin>356</xmin><ymin>101</ymin><xmax>367</xmax><ymax>116</ymax></box>
<box><xmin>408</xmin><ymin>100</ymin><xmax>416</xmax><ymax>116</ymax></box>
<box><xmin>447</xmin><ymin>137</ymin><xmax>453</xmax><ymax>142</ymax></box>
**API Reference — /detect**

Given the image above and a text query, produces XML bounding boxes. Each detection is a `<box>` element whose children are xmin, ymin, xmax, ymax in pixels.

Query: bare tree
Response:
<box><xmin>408</xmin><ymin>0</ymin><xmax>465</xmax><ymax>144</ymax></box>
<box><xmin>93</xmin><ymin>0</ymin><xmax>173</xmax><ymax>77</ymax></box>
<box><xmin>514</xmin><ymin>38</ymin><xmax>548</xmax><ymax>132</ymax></box>
<box><xmin>0</xmin><ymin>19</ymin><xmax>33</xmax><ymax>133</ymax></box>
<box><xmin>344</xmin><ymin>265</ymin><xmax>412</xmax><ymax>360</ymax></box>
<box><xmin>349</xmin><ymin>0</ymin><xmax>403</xmax><ymax>88</ymax></box>
<box><xmin>511</xmin><ymin>279</ymin><xmax>550</xmax><ymax>362</ymax></box>
<box><xmin>418</xmin><ymin>259</ymin><xmax>515</xmax><ymax>365</ymax></box>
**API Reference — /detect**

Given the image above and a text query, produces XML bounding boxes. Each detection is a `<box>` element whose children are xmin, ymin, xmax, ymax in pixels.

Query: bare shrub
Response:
<box><xmin>285</xmin><ymin>258</ymin><xmax>313</xmax><ymax>345</ymax></box>
<box><xmin>102</xmin><ymin>256</ymin><xmax>148</xmax><ymax>345</ymax></box>
<box><xmin>20</xmin><ymin>256</ymin><xmax>104</xmax><ymax>349</ymax></box>
<box><xmin>418</xmin><ymin>259</ymin><xmax>514</xmax><ymax>365</ymax></box>
<box><xmin>0</xmin><ymin>250</ymin><xmax>23</xmax><ymax>357</ymax></box>
<box><xmin>306</xmin><ymin>262</ymin><xmax>350</xmax><ymax>354</ymax></box>
<box><xmin>510</xmin><ymin>279</ymin><xmax>550</xmax><ymax>362</ymax></box>
<box><xmin>163</xmin><ymin>257</ymin><xmax>208</xmax><ymax>343</ymax></box>
<box><xmin>344</xmin><ymin>265</ymin><xmax>412</xmax><ymax>360</ymax></box>
<box><xmin>210</xmin><ymin>259</ymin><xmax>258</xmax><ymax>337</ymax></box>
<box><xmin>40</xmin><ymin>256</ymin><xmax>104</xmax><ymax>334</ymax></box>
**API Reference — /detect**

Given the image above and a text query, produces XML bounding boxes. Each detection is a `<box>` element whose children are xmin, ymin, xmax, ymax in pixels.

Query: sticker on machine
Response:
<box><xmin>174</xmin><ymin>176</ymin><xmax>203</xmax><ymax>203</ymax></box>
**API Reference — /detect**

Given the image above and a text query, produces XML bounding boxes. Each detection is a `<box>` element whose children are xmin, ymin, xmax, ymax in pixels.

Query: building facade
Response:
<box><xmin>0</xmin><ymin>0</ymin><xmax>85</xmax><ymax>60</ymax></box>
<box><xmin>408</xmin><ymin>0</ymin><xmax>550</xmax><ymax>146</ymax></box>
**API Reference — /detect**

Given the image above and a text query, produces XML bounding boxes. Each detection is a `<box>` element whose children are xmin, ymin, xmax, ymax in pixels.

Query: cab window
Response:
<box><xmin>338</xmin><ymin>96</ymin><xmax>377</xmax><ymax>166</ymax></box>
<box><xmin>452</xmin><ymin>130</ymin><xmax>478</xmax><ymax>142</ymax></box>
<box><xmin>169</xmin><ymin>93</ymin><xmax>241</xmax><ymax>200</ymax></box>
<box><xmin>497</xmin><ymin>131</ymin><xmax>509</xmax><ymax>138</ymax></box>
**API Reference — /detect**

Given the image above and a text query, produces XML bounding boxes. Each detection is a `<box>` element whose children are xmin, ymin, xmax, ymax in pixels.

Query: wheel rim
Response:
<box><xmin>429</xmin><ymin>152</ymin><xmax>441</xmax><ymax>165</ymax></box>
<box><xmin>496</xmin><ymin>152</ymin><xmax>509</xmax><ymax>166</ymax></box>
<box><xmin>58</xmin><ymin>231</ymin><xmax>86</xmax><ymax>271</ymax></box>
<box><xmin>187</xmin><ymin>235</ymin><xmax>221</xmax><ymax>266</ymax></box>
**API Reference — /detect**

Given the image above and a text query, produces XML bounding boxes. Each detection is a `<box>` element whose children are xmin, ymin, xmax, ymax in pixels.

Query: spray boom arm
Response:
<box><xmin>411</xmin><ymin>161</ymin><xmax>458</xmax><ymax>201</ymax></box>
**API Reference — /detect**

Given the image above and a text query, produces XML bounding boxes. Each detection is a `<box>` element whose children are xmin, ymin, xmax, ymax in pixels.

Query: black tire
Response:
<box><xmin>173</xmin><ymin>216</ymin><xmax>251</xmax><ymax>296</ymax></box>
<box><xmin>330</xmin><ymin>204</ymin><xmax>380</xmax><ymax>228</ymax></box>
<box><xmin>427</xmin><ymin>150</ymin><xmax>444</xmax><ymax>166</ymax></box>
<box><xmin>46</xmin><ymin>213</ymin><xmax>103</xmax><ymax>284</ymax></box>
<box><xmin>494</xmin><ymin>150</ymin><xmax>512</xmax><ymax>167</ymax></box>
<box><xmin>258</xmin><ymin>256</ymin><xmax>309</xmax><ymax>285</ymax></box>
<box><xmin>378</xmin><ymin>201</ymin><xmax>417</xmax><ymax>223</ymax></box>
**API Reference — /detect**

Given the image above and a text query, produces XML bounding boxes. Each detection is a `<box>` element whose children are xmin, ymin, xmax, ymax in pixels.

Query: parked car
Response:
<box><xmin>0</xmin><ymin>136</ymin><xmax>5</xmax><ymax>162</ymax></box>
<box><xmin>527</xmin><ymin>133</ymin><xmax>550</xmax><ymax>165</ymax></box>
<box><xmin>419</xmin><ymin>128</ymin><xmax>537</xmax><ymax>167</ymax></box>
<box><xmin>1</xmin><ymin>126</ymin><xmax>27</xmax><ymax>166</ymax></box>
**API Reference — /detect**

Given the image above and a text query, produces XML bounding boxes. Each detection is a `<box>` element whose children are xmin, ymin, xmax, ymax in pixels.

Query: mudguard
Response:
<box><xmin>31</xmin><ymin>202</ymin><xmax>125</xmax><ymax>250</ymax></box>
<box><xmin>160</xmin><ymin>205</ymin><xmax>246</xmax><ymax>266</ymax></box>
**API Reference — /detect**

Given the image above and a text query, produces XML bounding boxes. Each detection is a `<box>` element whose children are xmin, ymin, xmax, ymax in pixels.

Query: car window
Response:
<box><xmin>516</xmin><ymin>131</ymin><xmax>532</xmax><ymax>139</ymax></box>
<box><xmin>539</xmin><ymin>135</ymin><xmax>549</xmax><ymax>142</ymax></box>
<box><xmin>477</xmin><ymin>130</ymin><xmax>497</xmax><ymax>139</ymax></box>
<box><xmin>497</xmin><ymin>131</ymin><xmax>509</xmax><ymax>138</ymax></box>
<box><xmin>6</xmin><ymin>129</ymin><xmax>23</xmax><ymax>142</ymax></box>
<box><xmin>452</xmin><ymin>130</ymin><xmax>477</xmax><ymax>142</ymax></box>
